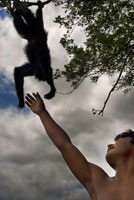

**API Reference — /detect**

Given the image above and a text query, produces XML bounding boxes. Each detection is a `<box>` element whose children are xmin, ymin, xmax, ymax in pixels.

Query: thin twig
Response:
<box><xmin>56</xmin><ymin>73</ymin><xmax>88</xmax><ymax>95</ymax></box>
<box><xmin>92</xmin><ymin>46</ymin><xmax>134</xmax><ymax>116</ymax></box>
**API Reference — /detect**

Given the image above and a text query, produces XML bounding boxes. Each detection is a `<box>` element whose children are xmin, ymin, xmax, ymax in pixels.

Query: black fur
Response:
<box><xmin>13</xmin><ymin>4</ymin><xmax>56</xmax><ymax>107</ymax></box>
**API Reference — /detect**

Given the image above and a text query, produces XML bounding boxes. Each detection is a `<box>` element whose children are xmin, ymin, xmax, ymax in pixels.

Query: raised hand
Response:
<box><xmin>25</xmin><ymin>92</ymin><xmax>46</xmax><ymax>115</ymax></box>
<box><xmin>37</xmin><ymin>1</ymin><xmax>44</xmax><ymax>8</ymax></box>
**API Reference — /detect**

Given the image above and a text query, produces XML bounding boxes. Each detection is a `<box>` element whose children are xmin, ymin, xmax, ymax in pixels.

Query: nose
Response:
<box><xmin>107</xmin><ymin>144</ymin><xmax>114</xmax><ymax>149</ymax></box>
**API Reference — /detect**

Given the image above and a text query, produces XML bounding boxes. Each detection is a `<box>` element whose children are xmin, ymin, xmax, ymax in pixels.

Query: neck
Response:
<box><xmin>115</xmin><ymin>157</ymin><xmax>134</xmax><ymax>179</ymax></box>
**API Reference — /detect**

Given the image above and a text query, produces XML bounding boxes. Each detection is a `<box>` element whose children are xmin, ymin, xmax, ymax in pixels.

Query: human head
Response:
<box><xmin>106</xmin><ymin>129</ymin><xmax>134</xmax><ymax>169</ymax></box>
<box><xmin>114</xmin><ymin>129</ymin><xmax>134</xmax><ymax>144</ymax></box>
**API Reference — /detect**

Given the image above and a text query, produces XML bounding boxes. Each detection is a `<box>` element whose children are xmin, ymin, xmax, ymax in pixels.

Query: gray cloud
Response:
<box><xmin>0</xmin><ymin>3</ymin><xmax>134</xmax><ymax>200</ymax></box>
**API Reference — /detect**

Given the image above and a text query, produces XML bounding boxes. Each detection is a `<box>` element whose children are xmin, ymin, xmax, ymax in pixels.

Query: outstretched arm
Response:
<box><xmin>36</xmin><ymin>1</ymin><xmax>52</xmax><ymax>27</ymax></box>
<box><xmin>25</xmin><ymin>93</ymin><xmax>108</xmax><ymax>193</ymax></box>
<box><xmin>25</xmin><ymin>93</ymin><xmax>92</xmax><ymax>186</ymax></box>
<box><xmin>36</xmin><ymin>1</ymin><xmax>44</xmax><ymax>28</ymax></box>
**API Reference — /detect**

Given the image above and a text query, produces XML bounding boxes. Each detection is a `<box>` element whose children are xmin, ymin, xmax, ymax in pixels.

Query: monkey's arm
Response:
<box><xmin>27</xmin><ymin>0</ymin><xmax>52</xmax><ymax>7</ymax></box>
<box><xmin>36</xmin><ymin>2</ymin><xmax>44</xmax><ymax>28</ymax></box>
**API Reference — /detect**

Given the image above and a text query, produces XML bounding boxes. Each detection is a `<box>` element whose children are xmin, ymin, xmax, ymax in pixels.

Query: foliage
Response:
<box><xmin>0</xmin><ymin>0</ymin><xmax>31</xmax><ymax>14</ymax></box>
<box><xmin>1</xmin><ymin>0</ymin><xmax>134</xmax><ymax>115</ymax></box>
<box><xmin>53</xmin><ymin>0</ymin><xmax>134</xmax><ymax>115</ymax></box>
<box><xmin>0</xmin><ymin>0</ymin><xmax>57</xmax><ymax>14</ymax></box>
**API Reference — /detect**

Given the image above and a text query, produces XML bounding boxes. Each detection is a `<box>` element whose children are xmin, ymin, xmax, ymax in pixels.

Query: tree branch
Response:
<box><xmin>11</xmin><ymin>0</ymin><xmax>52</xmax><ymax>7</ymax></box>
<box><xmin>92</xmin><ymin>46</ymin><xmax>134</xmax><ymax>116</ymax></box>
<box><xmin>56</xmin><ymin>74</ymin><xmax>88</xmax><ymax>95</ymax></box>
<box><xmin>27</xmin><ymin>0</ymin><xmax>52</xmax><ymax>7</ymax></box>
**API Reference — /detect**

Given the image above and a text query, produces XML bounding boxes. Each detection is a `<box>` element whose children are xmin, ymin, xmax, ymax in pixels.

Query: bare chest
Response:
<box><xmin>96</xmin><ymin>181</ymin><xmax>134</xmax><ymax>200</ymax></box>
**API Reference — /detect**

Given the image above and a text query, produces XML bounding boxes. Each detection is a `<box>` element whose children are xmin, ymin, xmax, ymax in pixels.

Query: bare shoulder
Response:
<box><xmin>61</xmin><ymin>142</ymin><xmax>109</xmax><ymax>199</ymax></box>
<box><xmin>85</xmin><ymin>162</ymin><xmax>109</xmax><ymax>197</ymax></box>
<box><xmin>90</xmin><ymin>163</ymin><xmax>109</xmax><ymax>182</ymax></box>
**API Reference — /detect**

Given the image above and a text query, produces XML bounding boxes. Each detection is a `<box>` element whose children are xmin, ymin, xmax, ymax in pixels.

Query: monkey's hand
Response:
<box><xmin>25</xmin><ymin>92</ymin><xmax>46</xmax><ymax>115</ymax></box>
<box><xmin>14</xmin><ymin>0</ymin><xmax>20</xmax><ymax>8</ymax></box>
<box><xmin>37</xmin><ymin>1</ymin><xmax>44</xmax><ymax>8</ymax></box>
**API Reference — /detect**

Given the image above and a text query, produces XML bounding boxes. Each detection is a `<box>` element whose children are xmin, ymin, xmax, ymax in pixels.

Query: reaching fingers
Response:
<box><xmin>27</xmin><ymin>93</ymin><xmax>36</xmax><ymax>101</ymax></box>
<box><xmin>32</xmin><ymin>92</ymin><xmax>38</xmax><ymax>99</ymax></box>
<box><xmin>25</xmin><ymin>96</ymin><xmax>33</xmax><ymax>104</ymax></box>
<box><xmin>25</xmin><ymin>93</ymin><xmax>36</xmax><ymax>106</ymax></box>
<box><xmin>25</xmin><ymin>100</ymin><xmax>31</xmax><ymax>108</ymax></box>
<box><xmin>25</xmin><ymin>92</ymin><xmax>41</xmax><ymax>102</ymax></box>
<box><xmin>25</xmin><ymin>92</ymin><xmax>42</xmax><ymax>106</ymax></box>
<box><xmin>32</xmin><ymin>92</ymin><xmax>42</xmax><ymax>100</ymax></box>
<box><xmin>37</xmin><ymin>92</ymin><xmax>42</xmax><ymax>99</ymax></box>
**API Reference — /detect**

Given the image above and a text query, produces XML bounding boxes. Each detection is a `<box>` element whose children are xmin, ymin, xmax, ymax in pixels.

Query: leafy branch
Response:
<box><xmin>92</xmin><ymin>45</ymin><xmax>134</xmax><ymax>116</ymax></box>
<box><xmin>54</xmin><ymin>0</ymin><xmax>134</xmax><ymax>115</ymax></box>
<box><xmin>0</xmin><ymin>0</ymin><xmax>52</xmax><ymax>14</ymax></box>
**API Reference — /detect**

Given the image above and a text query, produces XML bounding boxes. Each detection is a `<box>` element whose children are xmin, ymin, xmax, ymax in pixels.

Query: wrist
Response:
<box><xmin>38</xmin><ymin>109</ymin><xmax>48</xmax><ymax>117</ymax></box>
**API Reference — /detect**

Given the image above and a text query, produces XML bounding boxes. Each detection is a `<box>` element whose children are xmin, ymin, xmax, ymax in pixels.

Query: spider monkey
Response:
<box><xmin>13</xmin><ymin>0</ymin><xmax>56</xmax><ymax>108</ymax></box>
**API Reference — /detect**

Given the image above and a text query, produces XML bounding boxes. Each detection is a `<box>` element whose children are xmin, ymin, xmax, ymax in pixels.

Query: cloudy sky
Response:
<box><xmin>0</xmin><ymin>2</ymin><xmax>134</xmax><ymax>200</ymax></box>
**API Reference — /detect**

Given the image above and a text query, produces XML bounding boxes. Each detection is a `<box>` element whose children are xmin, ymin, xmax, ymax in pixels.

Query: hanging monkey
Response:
<box><xmin>13</xmin><ymin>0</ymin><xmax>56</xmax><ymax>107</ymax></box>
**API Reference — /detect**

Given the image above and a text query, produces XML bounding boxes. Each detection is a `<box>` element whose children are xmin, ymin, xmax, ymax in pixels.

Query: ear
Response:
<box><xmin>130</xmin><ymin>140</ymin><xmax>134</xmax><ymax>144</ymax></box>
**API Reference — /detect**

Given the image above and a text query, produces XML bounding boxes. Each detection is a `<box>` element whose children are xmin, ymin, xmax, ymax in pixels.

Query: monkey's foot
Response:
<box><xmin>44</xmin><ymin>89</ymin><xmax>56</xmax><ymax>99</ymax></box>
<box><xmin>18</xmin><ymin>101</ymin><xmax>25</xmax><ymax>108</ymax></box>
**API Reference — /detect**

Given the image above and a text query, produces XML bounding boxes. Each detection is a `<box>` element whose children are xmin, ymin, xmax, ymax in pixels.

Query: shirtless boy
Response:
<box><xmin>25</xmin><ymin>92</ymin><xmax>134</xmax><ymax>200</ymax></box>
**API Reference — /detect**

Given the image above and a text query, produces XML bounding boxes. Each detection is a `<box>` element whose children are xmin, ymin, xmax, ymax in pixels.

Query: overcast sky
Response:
<box><xmin>0</xmin><ymin>2</ymin><xmax>134</xmax><ymax>200</ymax></box>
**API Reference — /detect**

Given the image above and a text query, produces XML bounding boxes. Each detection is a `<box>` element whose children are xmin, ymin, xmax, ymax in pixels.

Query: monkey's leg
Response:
<box><xmin>14</xmin><ymin>63</ymin><xmax>34</xmax><ymax>108</ymax></box>
<box><xmin>44</xmin><ymin>67</ymin><xmax>56</xmax><ymax>99</ymax></box>
<box><xmin>36</xmin><ymin>48</ymin><xmax>56</xmax><ymax>99</ymax></box>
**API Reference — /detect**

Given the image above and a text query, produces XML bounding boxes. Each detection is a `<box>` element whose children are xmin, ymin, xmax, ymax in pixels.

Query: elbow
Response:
<box><xmin>57</xmin><ymin>140</ymin><xmax>72</xmax><ymax>152</ymax></box>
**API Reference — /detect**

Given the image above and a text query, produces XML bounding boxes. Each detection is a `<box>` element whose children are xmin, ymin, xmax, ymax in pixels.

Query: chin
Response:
<box><xmin>105</xmin><ymin>152</ymin><xmax>116</xmax><ymax>170</ymax></box>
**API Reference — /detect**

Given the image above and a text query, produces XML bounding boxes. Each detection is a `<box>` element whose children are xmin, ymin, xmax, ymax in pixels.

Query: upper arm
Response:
<box><xmin>60</xmin><ymin>142</ymin><xmax>108</xmax><ymax>192</ymax></box>
<box><xmin>60</xmin><ymin>142</ymin><xmax>93</xmax><ymax>185</ymax></box>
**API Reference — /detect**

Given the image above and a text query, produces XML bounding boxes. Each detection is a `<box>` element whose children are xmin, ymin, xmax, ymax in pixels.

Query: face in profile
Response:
<box><xmin>105</xmin><ymin>137</ymin><xmax>134</xmax><ymax>169</ymax></box>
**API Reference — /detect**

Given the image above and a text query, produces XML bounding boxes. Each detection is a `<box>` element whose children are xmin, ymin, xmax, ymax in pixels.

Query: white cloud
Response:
<box><xmin>0</xmin><ymin>3</ymin><xmax>134</xmax><ymax>200</ymax></box>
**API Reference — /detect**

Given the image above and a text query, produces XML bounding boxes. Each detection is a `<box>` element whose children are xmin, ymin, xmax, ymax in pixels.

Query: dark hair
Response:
<box><xmin>115</xmin><ymin>129</ymin><xmax>134</xmax><ymax>144</ymax></box>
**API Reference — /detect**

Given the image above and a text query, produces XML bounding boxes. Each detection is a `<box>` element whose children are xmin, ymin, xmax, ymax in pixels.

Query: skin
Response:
<box><xmin>25</xmin><ymin>92</ymin><xmax>134</xmax><ymax>200</ymax></box>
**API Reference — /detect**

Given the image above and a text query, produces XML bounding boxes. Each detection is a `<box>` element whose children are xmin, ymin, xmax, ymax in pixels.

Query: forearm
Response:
<box><xmin>39</xmin><ymin>110</ymin><xmax>71</xmax><ymax>150</ymax></box>
<box><xmin>36</xmin><ymin>6</ymin><xmax>44</xmax><ymax>27</ymax></box>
